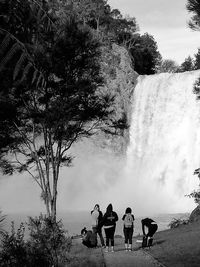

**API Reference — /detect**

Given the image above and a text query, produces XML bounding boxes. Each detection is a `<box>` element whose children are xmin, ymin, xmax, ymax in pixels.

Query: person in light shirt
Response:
<box><xmin>91</xmin><ymin>204</ymin><xmax>105</xmax><ymax>247</ymax></box>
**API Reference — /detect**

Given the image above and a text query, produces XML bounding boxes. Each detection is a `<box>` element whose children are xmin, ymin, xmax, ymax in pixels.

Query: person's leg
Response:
<box><xmin>147</xmin><ymin>225</ymin><xmax>158</xmax><ymax>246</ymax></box>
<box><xmin>110</xmin><ymin>226</ymin><xmax>115</xmax><ymax>252</ymax></box>
<box><xmin>123</xmin><ymin>228</ymin><xmax>128</xmax><ymax>251</ymax></box>
<box><xmin>128</xmin><ymin>228</ymin><xmax>133</xmax><ymax>251</ymax></box>
<box><xmin>97</xmin><ymin>227</ymin><xmax>105</xmax><ymax>247</ymax></box>
<box><xmin>104</xmin><ymin>228</ymin><xmax>109</xmax><ymax>252</ymax></box>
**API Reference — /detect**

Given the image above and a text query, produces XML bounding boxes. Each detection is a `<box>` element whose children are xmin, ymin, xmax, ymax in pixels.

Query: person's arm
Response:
<box><xmin>122</xmin><ymin>214</ymin><xmax>126</xmax><ymax>220</ymax></box>
<box><xmin>114</xmin><ymin>212</ymin><xmax>118</xmax><ymax>222</ymax></box>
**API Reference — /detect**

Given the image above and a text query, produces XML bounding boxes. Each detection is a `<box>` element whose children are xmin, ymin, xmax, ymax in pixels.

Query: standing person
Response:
<box><xmin>141</xmin><ymin>218</ymin><xmax>158</xmax><ymax>247</ymax></box>
<box><xmin>91</xmin><ymin>204</ymin><xmax>105</xmax><ymax>247</ymax></box>
<box><xmin>122</xmin><ymin>207</ymin><xmax>135</xmax><ymax>251</ymax></box>
<box><xmin>102</xmin><ymin>203</ymin><xmax>118</xmax><ymax>252</ymax></box>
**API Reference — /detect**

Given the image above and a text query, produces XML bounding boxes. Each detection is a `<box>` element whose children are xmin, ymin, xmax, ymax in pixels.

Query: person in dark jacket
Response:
<box><xmin>102</xmin><ymin>203</ymin><xmax>118</xmax><ymax>252</ymax></box>
<box><xmin>81</xmin><ymin>228</ymin><xmax>97</xmax><ymax>248</ymax></box>
<box><xmin>141</xmin><ymin>218</ymin><xmax>158</xmax><ymax>247</ymax></box>
<box><xmin>91</xmin><ymin>204</ymin><xmax>105</xmax><ymax>247</ymax></box>
<box><xmin>122</xmin><ymin>207</ymin><xmax>135</xmax><ymax>251</ymax></box>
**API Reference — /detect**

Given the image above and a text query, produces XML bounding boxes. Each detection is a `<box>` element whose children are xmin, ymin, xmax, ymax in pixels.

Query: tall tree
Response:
<box><xmin>129</xmin><ymin>33</ymin><xmax>161</xmax><ymax>74</ymax></box>
<box><xmin>179</xmin><ymin>56</ymin><xmax>195</xmax><ymax>72</ymax></box>
<box><xmin>158</xmin><ymin>59</ymin><xmax>179</xmax><ymax>73</ymax></box>
<box><xmin>0</xmin><ymin>0</ymin><xmax>115</xmax><ymax>220</ymax></box>
<box><xmin>194</xmin><ymin>48</ymin><xmax>200</xmax><ymax>69</ymax></box>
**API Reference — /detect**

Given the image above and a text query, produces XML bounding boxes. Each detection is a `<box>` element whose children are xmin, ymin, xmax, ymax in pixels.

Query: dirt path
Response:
<box><xmin>102</xmin><ymin>238</ymin><xmax>164</xmax><ymax>267</ymax></box>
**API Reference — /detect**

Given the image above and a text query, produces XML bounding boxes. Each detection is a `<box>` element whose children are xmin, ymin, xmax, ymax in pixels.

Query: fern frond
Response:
<box><xmin>0</xmin><ymin>34</ymin><xmax>11</xmax><ymax>58</ymax></box>
<box><xmin>32</xmin><ymin>69</ymin><xmax>38</xmax><ymax>84</ymax></box>
<box><xmin>0</xmin><ymin>29</ymin><xmax>46</xmax><ymax>88</ymax></box>
<box><xmin>13</xmin><ymin>52</ymin><xmax>27</xmax><ymax>80</ymax></box>
<box><xmin>0</xmin><ymin>42</ymin><xmax>21</xmax><ymax>72</ymax></box>
<box><xmin>19</xmin><ymin>62</ymin><xmax>33</xmax><ymax>82</ymax></box>
<box><xmin>31</xmin><ymin>0</ymin><xmax>56</xmax><ymax>30</ymax></box>
<box><xmin>36</xmin><ymin>73</ymin><xmax>43</xmax><ymax>88</ymax></box>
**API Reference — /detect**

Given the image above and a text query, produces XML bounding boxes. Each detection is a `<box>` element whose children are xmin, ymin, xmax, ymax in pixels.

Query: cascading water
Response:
<box><xmin>123</xmin><ymin>70</ymin><xmax>200</xmax><ymax>215</ymax></box>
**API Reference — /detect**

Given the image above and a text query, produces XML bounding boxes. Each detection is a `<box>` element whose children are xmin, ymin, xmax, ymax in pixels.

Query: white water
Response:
<box><xmin>122</xmin><ymin>70</ymin><xmax>200</xmax><ymax>214</ymax></box>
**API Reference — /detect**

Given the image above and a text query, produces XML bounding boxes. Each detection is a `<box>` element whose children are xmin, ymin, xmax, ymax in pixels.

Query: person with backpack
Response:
<box><xmin>91</xmin><ymin>204</ymin><xmax>105</xmax><ymax>247</ymax></box>
<box><xmin>101</xmin><ymin>203</ymin><xmax>118</xmax><ymax>252</ymax></box>
<box><xmin>141</xmin><ymin>217</ymin><xmax>158</xmax><ymax>247</ymax></box>
<box><xmin>122</xmin><ymin>207</ymin><xmax>135</xmax><ymax>251</ymax></box>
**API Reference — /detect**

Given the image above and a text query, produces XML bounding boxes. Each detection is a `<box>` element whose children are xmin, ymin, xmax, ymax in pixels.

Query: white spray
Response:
<box><xmin>119</xmin><ymin>70</ymin><xmax>200</xmax><ymax>215</ymax></box>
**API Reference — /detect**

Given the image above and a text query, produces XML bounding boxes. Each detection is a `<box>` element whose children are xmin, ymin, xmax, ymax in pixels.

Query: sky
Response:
<box><xmin>108</xmin><ymin>0</ymin><xmax>200</xmax><ymax>64</ymax></box>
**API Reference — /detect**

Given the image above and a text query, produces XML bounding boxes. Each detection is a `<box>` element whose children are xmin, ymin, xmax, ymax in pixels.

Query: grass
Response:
<box><xmin>148</xmin><ymin>220</ymin><xmax>200</xmax><ymax>267</ymax></box>
<box><xmin>68</xmin><ymin>238</ymin><xmax>105</xmax><ymax>267</ymax></box>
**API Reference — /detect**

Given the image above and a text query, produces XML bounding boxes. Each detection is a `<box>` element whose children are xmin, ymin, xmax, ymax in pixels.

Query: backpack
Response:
<box><xmin>124</xmin><ymin>214</ymin><xmax>134</xmax><ymax>228</ymax></box>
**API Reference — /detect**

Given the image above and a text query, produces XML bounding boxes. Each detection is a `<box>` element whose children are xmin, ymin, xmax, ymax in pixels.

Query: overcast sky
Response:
<box><xmin>108</xmin><ymin>0</ymin><xmax>200</xmax><ymax>64</ymax></box>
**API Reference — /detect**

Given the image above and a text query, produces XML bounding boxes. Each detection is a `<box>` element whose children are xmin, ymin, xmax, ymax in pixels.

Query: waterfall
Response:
<box><xmin>124</xmin><ymin>70</ymin><xmax>200</xmax><ymax>215</ymax></box>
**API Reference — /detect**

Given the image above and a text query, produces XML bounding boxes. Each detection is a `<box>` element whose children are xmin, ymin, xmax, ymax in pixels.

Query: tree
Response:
<box><xmin>194</xmin><ymin>48</ymin><xmax>200</xmax><ymax>69</ymax></box>
<box><xmin>186</xmin><ymin>0</ymin><xmax>200</xmax><ymax>31</ymax></box>
<box><xmin>158</xmin><ymin>59</ymin><xmax>179</xmax><ymax>73</ymax></box>
<box><xmin>179</xmin><ymin>56</ymin><xmax>195</xmax><ymax>72</ymax></box>
<box><xmin>129</xmin><ymin>33</ymin><xmax>161</xmax><ymax>74</ymax></box>
<box><xmin>0</xmin><ymin>0</ymin><xmax>115</xmax><ymax>220</ymax></box>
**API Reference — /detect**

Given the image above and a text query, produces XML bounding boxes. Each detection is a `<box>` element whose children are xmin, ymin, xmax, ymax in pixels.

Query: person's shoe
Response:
<box><xmin>128</xmin><ymin>244</ymin><xmax>132</xmax><ymax>251</ymax></box>
<box><xmin>111</xmin><ymin>246</ymin><xmax>114</xmax><ymax>252</ymax></box>
<box><xmin>105</xmin><ymin>247</ymin><xmax>109</xmax><ymax>252</ymax></box>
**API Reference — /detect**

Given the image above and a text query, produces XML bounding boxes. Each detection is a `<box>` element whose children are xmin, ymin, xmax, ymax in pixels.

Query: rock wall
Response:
<box><xmin>97</xmin><ymin>43</ymin><xmax>138</xmax><ymax>153</ymax></box>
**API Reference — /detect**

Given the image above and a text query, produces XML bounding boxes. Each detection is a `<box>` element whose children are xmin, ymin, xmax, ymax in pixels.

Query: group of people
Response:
<box><xmin>81</xmin><ymin>203</ymin><xmax>158</xmax><ymax>252</ymax></box>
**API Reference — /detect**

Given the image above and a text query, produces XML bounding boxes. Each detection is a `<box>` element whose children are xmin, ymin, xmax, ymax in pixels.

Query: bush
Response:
<box><xmin>27</xmin><ymin>214</ymin><xmax>72</xmax><ymax>266</ymax></box>
<box><xmin>168</xmin><ymin>218</ymin><xmax>189</xmax><ymax>229</ymax></box>
<box><xmin>0</xmin><ymin>222</ymin><xmax>28</xmax><ymax>266</ymax></box>
<box><xmin>0</xmin><ymin>215</ymin><xmax>72</xmax><ymax>267</ymax></box>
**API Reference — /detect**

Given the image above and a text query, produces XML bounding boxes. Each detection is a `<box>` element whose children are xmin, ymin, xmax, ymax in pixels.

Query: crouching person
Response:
<box><xmin>81</xmin><ymin>228</ymin><xmax>97</xmax><ymax>248</ymax></box>
<box><xmin>141</xmin><ymin>218</ymin><xmax>158</xmax><ymax>247</ymax></box>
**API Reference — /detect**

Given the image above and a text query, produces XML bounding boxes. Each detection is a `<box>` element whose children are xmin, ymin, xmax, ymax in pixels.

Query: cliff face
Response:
<box><xmin>97</xmin><ymin>43</ymin><xmax>138</xmax><ymax>153</ymax></box>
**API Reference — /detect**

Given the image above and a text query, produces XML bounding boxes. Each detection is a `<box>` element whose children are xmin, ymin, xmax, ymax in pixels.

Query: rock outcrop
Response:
<box><xmin>96</xmin><ymin>43</ymin><xmax>138</xmax><ymax>153</ymax></box>
<box><xmin>189</xmin><ymin>205</ymin><xmax>200</xmax><ymax>222</ymax></box>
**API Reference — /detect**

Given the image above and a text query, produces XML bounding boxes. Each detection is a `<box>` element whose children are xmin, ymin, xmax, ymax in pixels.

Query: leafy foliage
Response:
<box><xmin>168</xmin><ymin>218</ymin><xmax>189</xmax><ymax>229</ymax></box>
<box><xmin>186</xmin><ymin>168</ymin><xmax>200</xmax><ymax>204</ymax></box>
<box><xmin>194</xmin><ymin>48</ymin><xmax>200</xmax><ymax>69</ymax></box>
<box><xmin>179</xmin><ymin>56</ymin><xmax>195</xmax><ymax>72</ymax></box>
<box><xmin>0</xmin><ymin>216</ymin><xmax>71</xmax><ymax>267</ymax></box>
<box><xmin>158</xmin><ymin>59</ymin><xmax>179</xmax><ymax>73</ymax></box>
<box><xmin>129</xmin><ymin>33</ymin><xmax>161</xmax><ymax>74</ymax></box>
<box><xmin>186</xmin><ymin>0</ymin><xmax>200</xmax><ymax>31</ymax></box>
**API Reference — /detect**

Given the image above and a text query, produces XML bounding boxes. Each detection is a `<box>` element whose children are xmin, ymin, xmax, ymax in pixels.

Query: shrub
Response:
<box><xmin>0</xmin><ymin>215</ymin><xmax>72</xmax><ymax>267</ymax></box>
<box><xmin>168</xmin><ymin>218</ymin><xmax>189</xmax><ymax>229</ymax></box>
<box><xmin>0</xmin><ymin>222</ymin><xmax>28</xmax><ymax>266</ymax></box>
<box><xmin>27</xmin><ymin>214</ymin><xmax>72</xmax><ymax>266</ymax></box>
